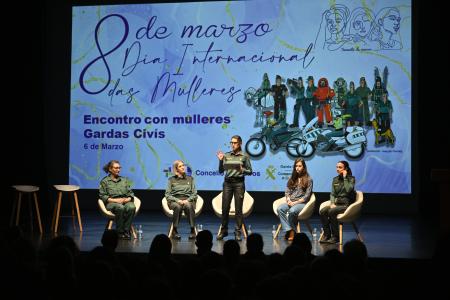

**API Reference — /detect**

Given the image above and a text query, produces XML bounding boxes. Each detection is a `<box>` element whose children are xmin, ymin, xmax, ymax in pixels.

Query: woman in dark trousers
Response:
<box><xmin>216</xmin><ymin>135</ymin><xmax>252</xmax><ymax>241</ymax></box>
<box><xmin>319</xmin><ymin>160</ymin><xmax>356</xmax><ymax>244</ymax></box>
<box><xmin>99</xmin><ymin>160</ymin><xmax>135</xmax><ymax>239</ymax></box>
<box><xmin>165</xmin><ymin>160</ymin><xmax>198</xmax><ymax>240</ymax></box>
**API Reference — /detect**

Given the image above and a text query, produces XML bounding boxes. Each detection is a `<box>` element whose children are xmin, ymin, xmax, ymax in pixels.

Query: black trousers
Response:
<box><xmin>168</xmin><ymin>201</ymin><xmax>196</xmax><ymax>228</ymax></box>
<box><xmin>274</xmin><ymin>98</ymin><xmax>287</xmax><ymax>121</ymax></box>
<box><xmin>319</xmin><ymin>204</ymin><xmax>348</xmax><ymax>238</ymax></box>
<box><xmin>221</xmin><ymin>180</ymin><xmax>245</xmax><ymax>232</ymax></box>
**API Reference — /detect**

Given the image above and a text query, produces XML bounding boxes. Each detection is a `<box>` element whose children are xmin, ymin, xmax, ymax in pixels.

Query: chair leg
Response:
<box><xmin>168</xmin><ymin>222</ymin><xmax>174</xmax><ymax>238</ymax></box>
<box><xmin>217</xmin><ymin>224</ymin><xmax>222</xmax><ymax>237</ymax></box>
<box><xmin>70</xmin><ymin>199</ymin><xmax>76</xmax><ymax>231</ymax></box>
<box><xmin>319</xmin><ymin>228</ymin><xmax>324</xmax><ymax>240</ymax></box>
<box><xmin>107</xmin><ymin>219</ymin><xmax>113</xmax><ymax>230</ymax></box>
<box><xmin>352</xmin><ymin>222</ymin><xmax>364</xmax><ymax>242</ymax></box>
<box><xmin>242</xmin><ymin>223</ymin><xmax>247</xmax><ymax>238</ymax></box>
<box><xmin>305</xmin><ymin>220</ymin><xmax>313</xmax><ymax>235</ymax></box>
<box><xmin>130</xmin><ymin>225</ymin><xmax>137</xmax><ymax>239</ymax></box>
<box><xmin>54</xmin><ymin>192</ymin><xmax>62</xmax><ymax>233</ymax></box>
<box><xmin>33</xmin><ymin>192</ymin><xmax>43</xmax><ymax>234</ymax></box>
<box><xmin>28</xmin><ymin>194</ymin><xmax>34</xmax><ymax>232</ymax></box>
<box><xmin>274</xmin><ymin>223</ymin><xmax>282</xmax><ymax>239</ymax></box>
<box><xmin>296</xmin><ymin>222</ymin><xmax>301</xmax><ymax>233</ymax></box>
<box><xmin>51</xmin><ymin>197</ymin><xmax>58</xmax><ymax>231</ymax></box>
<box><xmin>73</xmin><ymin>192</ymin><xmax>83</xmax><ymax>232</ymax></box>
<box><xmin>10</xmin><ymin>193</ymin><xmax>18</xmax><ymax>226</ymax></box>
<box><xmin>15</xmin><ymin>192</ymin><xmax>22</xmax><ymax>226</ymax></box>
<box><xmin>339</xmin><ymin>224</ymin><xmax>343</xmax><ymax>245</ymax></box>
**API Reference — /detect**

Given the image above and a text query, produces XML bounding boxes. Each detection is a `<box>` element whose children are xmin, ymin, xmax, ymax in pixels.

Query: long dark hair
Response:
<box><xmin>287</xmin><ymin>158</ymin><xmax>311</xmax><ymax>190</ymax></box>
<box><xmin>338</xmin><ymin>160</ymin><xmax>352</xmax><ymax>176</ymax></box>
<box><xmin>103</xmin><ymin>160</ymin><xmax>120</xmax><ymax>174</ymax></box>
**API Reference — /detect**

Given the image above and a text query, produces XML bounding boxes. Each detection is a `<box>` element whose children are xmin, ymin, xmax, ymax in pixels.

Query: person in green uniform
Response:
<box><xmin>99</xmin><ymin>160</ymin><xmax>136</xmax><ymax>240</ymax></box>
<box><xmin>305</xmin><ymin>76</ymin><xmax>317</xmax><ymax>125</ymax></box>
<box><xmin>288</xmin><ymin>77</ymin><xmax>306</xmax><ymax>128</ymax></box>
<box><xmin>165</xmin><ymin>160</ymin><xmax>198</xmax><ymax>240</ymax></box>
<box><xmin>319</xmin><ymin>160</ymin><xmax>356</xmax><ymax>244</ymax></box>
<box><xmin>344</xmin><ymin>81</ymin><xmax>362</xmax><ymax>126</ymax></box>
<box><xmin>371</xmin><ymin>76</ymin><xmax>385</xmax><ymax>117</ymax></box>
<box><xmin>376</xmin><ymin>91</ymin><xmax>393</xmax><ymax>132</ymax></box>
<box><xmin>216</xmin><ymin>135</ymin><xmax>253</xmax><ymax>241</ymax></box>
<box><xmin>355</xmin><ymin>77</ymin><xmax>371</xmax><ymax>126</ymax></box>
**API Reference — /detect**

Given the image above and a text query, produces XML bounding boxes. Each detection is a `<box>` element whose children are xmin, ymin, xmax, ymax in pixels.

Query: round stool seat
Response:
<box><xmin>12</xmin><ymin>185</ymin><xmax>39</xmax><ymax>193</ymax></box>
<box><xmin>54</xmin><ymin>185</ymin><xmax>80</xmax><ymax>192</ymax></box>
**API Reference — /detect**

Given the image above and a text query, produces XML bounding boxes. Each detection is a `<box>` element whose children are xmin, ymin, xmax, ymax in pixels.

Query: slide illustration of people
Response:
<box><xmin>315</xmin><ymin>5</ymin><xmax>403</xmax><ymax>51</ymax></box>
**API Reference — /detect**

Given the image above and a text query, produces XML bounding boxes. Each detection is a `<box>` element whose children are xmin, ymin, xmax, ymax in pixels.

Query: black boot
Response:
<box><xmin>189</xmin><ymin>227</ymin><xmax>196</xmax><ymax>240</ymax></box>
<box><xmin>217</xmin><ymin>228</ymin><xmax>228</xmax><ymax>240</ymax></box>
<box><xmin>172</xmin><ymin>228</ymin><xmax>181</xmax><ymax>240</ymax></box>
<box><xmin>234</xmin><ymin>230</ymin><xmax>242</xmax><ymax>241</ymax></box>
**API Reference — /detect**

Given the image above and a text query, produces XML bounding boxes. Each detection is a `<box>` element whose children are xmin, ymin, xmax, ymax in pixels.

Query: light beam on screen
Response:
<box><xmin>69</xmin><ymin>0</ymin><xmax>412</xmax><ymax>194</ymax></box>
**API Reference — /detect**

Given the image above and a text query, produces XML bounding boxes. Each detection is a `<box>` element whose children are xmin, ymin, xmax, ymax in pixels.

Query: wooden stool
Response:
<box><xmin>11</xmin><ymin>185</ymin><xmax>43</xmax><ymax>234</ymax></box>
<box><xmin>52</xmin><ymin>185</ymin><xmax>83</xmax><ymax>233</ymax></box>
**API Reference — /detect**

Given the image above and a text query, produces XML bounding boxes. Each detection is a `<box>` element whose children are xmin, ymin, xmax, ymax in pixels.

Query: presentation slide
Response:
<box><xmin>70</xmin><ymin>0</ymin><xmax>411</xmax><ymax>193</ymax></box>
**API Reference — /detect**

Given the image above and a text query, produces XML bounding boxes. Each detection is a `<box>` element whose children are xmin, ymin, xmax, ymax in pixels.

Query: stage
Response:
<box><xmin>29</xmin><ymin>211</ymin><xmax>437</xmax><ymax>259</ymax></box>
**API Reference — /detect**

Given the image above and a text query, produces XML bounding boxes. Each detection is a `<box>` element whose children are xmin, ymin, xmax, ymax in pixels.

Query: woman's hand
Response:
<box><xmin>216</xmin><ymin>151</ymin><xmax>224</xmax><ymax>160</ymax></box>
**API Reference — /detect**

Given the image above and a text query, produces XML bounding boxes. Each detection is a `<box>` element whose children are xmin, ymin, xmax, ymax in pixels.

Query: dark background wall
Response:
<box><xmin>4</xmin><ymin>0</ymin><xmax>449</xmax><ymax>229</ymax></box>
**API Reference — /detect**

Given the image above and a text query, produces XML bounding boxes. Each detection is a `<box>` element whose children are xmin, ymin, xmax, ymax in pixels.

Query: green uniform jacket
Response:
<box><xmin>99</xmin><ymin>175</ymin><xmax>135</xmax><ymax>205</ymax></box>
<box><xmin>290</xmin><ymin>85</ymin><xmax>305</xmax><ymax>100</ymax></box>
<box><xmin>165</xmin><ymin>175</ymin><xmax>197</xmax><ymax>204</ymax></box>
<box><xmin>219</xmin><ymin>151</ymin><xmax>253</xmax><ymax>178</ymax></box>
<box><xmin>346</xmin><ymin>91</ymin><xmax>361</xmax><ymax>107</ymax></box>
<box><xmin>330</xmin><ymin>175</ymin><xmax>356</xmax><ymax>206</ymax></box>
<box><xmin>378</xmin><ymin>99</ymin><xmax>393</xmax><ymax>114</ymax></box>
<box><xmin>355</xmin><ymin>86</ymin><xmax>370</xmax><ymax>101</ymax></box>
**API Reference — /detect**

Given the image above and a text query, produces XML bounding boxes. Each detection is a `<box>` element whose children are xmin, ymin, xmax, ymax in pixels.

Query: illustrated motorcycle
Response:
<box><xmin>295</xmin><ymin>117</ymin><xmax>367</xmax><ymax>159</ymax></box>
<box><xmin>245</xmin><ymin>111</ymin><xmax>304</xmax><ymax>157</ymax></box>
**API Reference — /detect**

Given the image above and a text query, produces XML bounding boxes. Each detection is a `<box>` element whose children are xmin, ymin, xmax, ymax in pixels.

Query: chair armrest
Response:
<box><xmin>272</xmin><ymin>197</ymin><xmax>285</xmax><ymax>215</ymax></box>
<box><xmin>319</xmin><ymin>200</ymin><xmax>331</xmax><ymax>213</ymax></box>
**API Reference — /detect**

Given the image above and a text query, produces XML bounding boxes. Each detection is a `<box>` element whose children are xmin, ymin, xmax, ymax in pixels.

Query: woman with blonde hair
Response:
<box><xmin>165</xmin><ymin>160</ymin><xmax>198</xmax><ymax>239</ymax></box>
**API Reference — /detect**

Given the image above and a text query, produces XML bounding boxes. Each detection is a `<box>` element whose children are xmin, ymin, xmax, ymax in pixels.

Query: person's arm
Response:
<box><xmin>124</xmin><ymin>178</ymin><xmax>135</xmax><ymax>203</ymax></box>
<box><xmin>301</xmin><ymin>178</ymin><xmax>313</xmax><ymax>203</ymax></box>
<box><xmin>188</xmin><ymin>177</ymin><xmax>198</xmax><ymax>202</ymax></box>
<box><xmin>219</xmin><ymin>160</ymin><xmax>224</xmax><ymax>174</ymax></box>
<box><xmin>389</xmin><ymin>101</ymin><xmax>393</xmax><ymax>120</ymax></box>
<box><xmin>217</xmin><ymin>151</ymin><xmax>225</xmax><ymax>174</ymax></box>
<box><xmin>342</xmin><ymin>175</ymin><xmax>355</xmax><ymax>193</ymax></box>
<box><xmin>285</xmin><ymin>186</ymin><xmax>291</xmax><ymax>202</ymax></box>
<box><xmin>330</xmin><ymin>179</ymin><xmax>336</xmax><ymax>205</ymax></box>
<box><xmin>100</xmin><ymin>181</ymin><xmax>124</xmax><ymax>204</ymax></box>
<box><xmin>99</xmin><ymin>180</ymin><xmax>109</xmax><ymax>205</ymax></box>
<box><xmin>289</xmin><ymin>83</ymin><xmax>298</xmax><ymax>97</ymax></box>
<box><xmin>241</xmin><ymin>155</ymin><xmax>253</xmax><ymax>175</ymax></box>
<box><xmin>165</xmin><ymin>178</ymin><xmax>179</xmax><ymax>203</ymax></box>
<box><xmin>284</xmin><ymin>85</ymin><xmax>289</xmax><ymax>97</ymax></box>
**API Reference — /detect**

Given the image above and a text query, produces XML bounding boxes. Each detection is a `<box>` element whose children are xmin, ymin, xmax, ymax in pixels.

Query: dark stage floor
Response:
<box><xmin>26</xmin><ymin>211</ymin><xmax>438</xmax><ymax>259</ymax></box>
